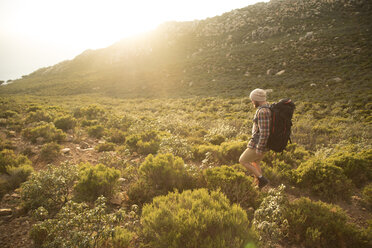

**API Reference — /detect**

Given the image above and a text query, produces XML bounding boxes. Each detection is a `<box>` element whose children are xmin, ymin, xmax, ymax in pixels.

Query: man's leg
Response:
<box><xmin>239</xmin><ymin>148</ymin><xmax>263</xmax><ymax>177</ymax></box>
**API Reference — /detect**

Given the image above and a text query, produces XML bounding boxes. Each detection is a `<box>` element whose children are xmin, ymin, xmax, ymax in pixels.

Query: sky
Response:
<box><xmin>0</xmin><ymin>0</ymin><xmax>269</xmax><ymax>81</ymax></box>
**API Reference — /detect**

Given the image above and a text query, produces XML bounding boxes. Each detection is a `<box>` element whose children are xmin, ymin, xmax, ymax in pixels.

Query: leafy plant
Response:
<box><xmin>21</xmin><ymin>163</ymin><xmax>78</xmax><ymax>215</ymax></box>
<box><xmin>253</xmin><ymin>185</ymin><xmax>289</xmax><ymax>248</ymax></box>
<box><xmin>87</xmin><ymin>125</ymin><xmax>105</xmax><ymax>139</ymax></box>
<box><xmin>30</xmin><ymin>196</ymin><xmax>135</xmax><ymax>248</ymax></box>
<box><xmin>141</xmin><ymin>188</ymin><xmax>256</xmax><ymax>248</ymax></box>
<box><xmin>203</xmin><ymin>165</ymin><xmax>260</xmax><ymax>209</ymax></box>
<box><xmin>22</xmin><ymin>122</ymin><xmax>66</xmax><ymax>144</ymax></box>
<box><xmin>95</xmin><ymin>142</ymin><xmax>116</xmax><ymax>152</ymax></box>
<box><xmin>295</xmin><ymin>158</ymin><xmax>352</xmax><ymax>201</ymax></box>
<box><xmin>54</xmin><ymin>115</ymin><xmax>77</xmax><ymax>131</ymax></box>
<box><xmin>40</xmin><ymin>142</ymin><xmax>61</xmax><ymax>163</ymax></box>
<box><xmin>74</xmin><ymin>163</ymin><xmax>120</xmax><ymax>202</ymax></box>
<box><xmin>285</xmin><ymin>197</ymin><xmax>369</xmax><ymax>247</ymax></box>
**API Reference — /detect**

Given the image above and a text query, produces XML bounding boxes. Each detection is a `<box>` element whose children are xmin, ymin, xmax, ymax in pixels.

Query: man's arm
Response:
<box><xmin>256</xmin><ymin>108</ymin><xmax>271</xmax><ymax>154</ymax></box>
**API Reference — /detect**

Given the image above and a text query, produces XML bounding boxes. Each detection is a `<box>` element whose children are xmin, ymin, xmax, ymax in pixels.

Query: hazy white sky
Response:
<box><xmin>0</xmin><ymin>0</ymin><xmax>268</xmax><ymax>81</ymax></box>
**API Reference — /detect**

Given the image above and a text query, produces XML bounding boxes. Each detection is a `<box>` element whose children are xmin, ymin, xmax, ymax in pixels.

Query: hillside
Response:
<box><xmin>1</xmin><ymin>0</ymin><xmax>371</xmax><ymax>103</ymax></box>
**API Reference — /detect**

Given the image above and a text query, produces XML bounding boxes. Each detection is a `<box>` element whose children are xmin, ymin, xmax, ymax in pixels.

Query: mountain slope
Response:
<box><xmin>1</xmin><ymin>0</ymin><xmax>371</xmax><ymax>103</ymax></box>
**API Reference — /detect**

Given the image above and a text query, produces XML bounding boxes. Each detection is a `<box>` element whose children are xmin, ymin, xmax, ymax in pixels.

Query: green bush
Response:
<box><xmin>108</xmin><ymin>130</ymin><xmax>126</xmax><ymax>144</ymax></box>
<box><xmin>25</xmin><ymin>110</ymin><xmax>53</xmax><ymax>123</ymax></box>
<box><xmin>95</xmin><ymin>142</ymin><xmax>116</xmax><ymax>152</ymax></box>
<box><xmin>141</xmin><ymin>188</ymin><xmax>255</xmax><ymax>248</ymax></box>
<box><xmin>126</xmin><ymin>130</ymin><xmax>160</xmax><ymax>155</ymax></box>
<box><xmin>193</xmin><ymin>144</ymin><xmax>220</xmax><ymax>162</ymax></box>
<box><xmin>5</xmin><ymin>164</ymin><xmax>34</xmax><ymax>191</ymax></box>
<box><xmin>21</xmin><ymin>163</ymin><xmax>78</xmax><ymax>215</ymax></box>
<box><xmin>0</xmin><ymin>164</ymin><xmax>34</xmax><ymax>198</ymax></box>
<box><xmin>253</xmin><ymin>185</ymin><xmax>289</xmax><ymax>248</ymax></box>
<box><xmin>0</xmin><ymin>110</ymin><xmax>18</xmax><ymax>118</ymax></box>
<box><xmin>0</xmin><ymin>149</ymin><xmax>31</xmax><ymax>174</ymax></box>
<box><xmin>362</xmin><ymin>183</ymin><xmax>372</xmax><ymax>209</ymax></box>
<box><xmin>30</xmin><ymin>196</ymin><xmax>134</xmax><ymax>248</ymax></box>
<box><xmin>327</xmin><ymin>149</ymin><xmax>372</xmax><ymax>188</ymax></box>
<box><xmin>219</xmin><ymin>141</ymin><xmax>246</xmax><ymax>164</ymax></box>
<box><xmin>74</xmin><ymin>163</ymin><xmax>120</xmax><ymax>202</ymax></box>
<box><xmin>40</xmin><ymin>142</ymin><xmax>61</xmax><ymax>163</ymax></box>
<box><xmin>285</xmin><ymin>197</ymin><xmax>369</xmax><ymax>247</ymax></box>
<box><xmin>139</xmin><ymin>153</ymin><xmax>194</xmax><ymax>193</ymax></box>
<box><xmin>73</xmin><ymin>104</ymin><xmax>106</xmax><ymax>120</ymax></box>
<box><xmin>87</xmin><ymin>124</ymin><xmax>105</xmax><ymax>139</ymax></box>
<box><xmin>128</xmin><ymin>153</ymin><xmax>195</xmax><ymax>206</ymax></box>
<box><xmin>159</xmin><ymin>135</ymin><xmax>193</xmax><ymax>160</ymax></box>
<box><xmin>207</xmin><ymin>134</ymin><xmax>226</xmax><ymax>145</ymax></box>
<box><xmin>203</xmin><ymin>165</ymin><xmax>260</xmax><ymax>209</ymax></box>
<box><xmin>22</xmin><ymin>122</ymin><xmax>66</xmax><ymax>144</ymax></box>
<box><xmin>295</xmin><ymin>159</ymin><xmax>352</xmax><ymax>201</ymax></box>
<box><xmin>0</xmin><ymin>149</ymin><xmax>33</xmax><ymax>197</ymax></box>
<box><xmin>54</xmin><ymin>115</ymin><xmax>77</xmax><ymax>131</ymax></box>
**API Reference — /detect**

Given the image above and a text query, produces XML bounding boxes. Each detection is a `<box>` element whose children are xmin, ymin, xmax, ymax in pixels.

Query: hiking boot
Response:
<box><xmin>258</xmin><ymin>176</ymin><xmax>269</xmax><ymax>188</ymax></box>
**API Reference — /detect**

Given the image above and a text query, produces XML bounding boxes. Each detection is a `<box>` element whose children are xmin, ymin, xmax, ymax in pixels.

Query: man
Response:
<box><xmin>239</xmin><ymin>88</ymin><xmax>270</xmax><ymax>188</ymax></box>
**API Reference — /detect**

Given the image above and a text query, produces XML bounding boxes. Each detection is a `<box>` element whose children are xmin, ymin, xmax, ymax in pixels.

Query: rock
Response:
<box><xmin>98</xmin><ymin>140</ymin><xmax>105</xmax><ymax>144</ymax></box>
<box><xmin>61</xmin><ymin>148</ymin><xmax>71</xmax><ymax>154</ymax></box>
<box><xmin>118</xmin><ymin>178</ymin><xmax>126</xmax><ymax>184</ymax></box>
<box><xmin>80</xmin><ymin>142</ymin><xmax>90</xmax><ymax>149</ymax></box>
<box><xmin>110</xmin><ymin>192</ymin><xmax>126</xmax><ymax>206</ymax></box>
<box><xmin>266</xmin><ymin>69</ymin><xmax>274</xmax><ymax>75</ymax></box>
<box><xmin>11</xmin><ymin>193</ymin><xmax>20</xmax><ymax>199</ymax></box>
<box><xmin>244</xmin><ymin>71</ymin><xmax>251</xmax><ymax>77</ymax></box>
<box><xmin>310</xmin><ymin>83</ymin><xmax>317</xmax><ymax>87</ymax></box>
<box><xmin>0</xmin><ymin>209</ymin><xmax>12</xmax><ymax>216</ymax></box>
<box><xmin>36</xmin><ymin>137</ymin><xmax>45</xmax><ymax>144</ymax></box>
<box><xmin>305</xmin><ymin>31</ymin><xmax>314</xmax><ymax>39</ymax></box>
<box><xmin>331</xmin><ymin>77</ymin><xmax>342</xmax><ymax>83</ymax></box>
<box><xmin>8</xmin><ymin>131</ymin><xmax>16</xmax><ymax>137</ymax></box>
<box><xmin>276</xmin><ymin>70</ymin><xmax>285</xmax><ymax>76</ymax></box>
<box><xmin>265</xmin><ymin>89</ymin><xmax>273</xmax><ymax>93</ymax></box>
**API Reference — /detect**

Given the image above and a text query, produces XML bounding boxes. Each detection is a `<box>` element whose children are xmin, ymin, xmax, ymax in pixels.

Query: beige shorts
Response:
<box><xmin>239</xmin><ymin>148</ymin><xmax>264</xmax><ymax>164</ymax></box>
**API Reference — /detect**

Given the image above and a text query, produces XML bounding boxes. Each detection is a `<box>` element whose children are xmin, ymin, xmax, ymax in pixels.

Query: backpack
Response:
<box><xmin>261</xmin><ymin>98</ymin><xmax>295</xmax><ymax>152</ymax></box>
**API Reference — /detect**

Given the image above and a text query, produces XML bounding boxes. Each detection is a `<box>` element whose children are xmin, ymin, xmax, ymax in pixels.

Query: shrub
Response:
<box><xmin>5</xmin><ymin>164</ymin><xmax>34</xmax><ymax>191</ymax></box>
<box><xmin>95</xmin><ymin>142</ymin><xmax>116</xmax><ymax>152</ymax></box>
<box><xmin>40</xmin><ymin>142</ymin><xmax>61</xmax><ymax>163</ymax></box>
<box><xmin>126</xmin><ymin>130</ymin><xmax>160</xmax><ymax>155</ymax></box>
<box><xmin>54</xmin><ymin>115</ymin><xmax>77</xmax><ymax>131</ymax></box>
<box><xmin>0</xmin><ymin>149</ymin><xmax>31</xmax><ymax>174</ymax></box>
<box><xmin>108</xmin><ymin>130</ymin><xmax>126</xmax><ymax>144</ymax></box>
<box><xmin>87</xmin><ymin>125</ymin><xmax>105</xmax><ymax>139</ymax></box>
<box><xmin>128</xmin><ymin>153</ymin><xmax>195</xmax><ymax>206</ymax></box>
<box><xmin>203</xmin><ymin>165</ymin><xmax>260</xmax><ymax>209</ymax></box>
<box><xmin>21</xmin><ymin>163</ymin><xmax>78</xmax><ymax>215</ymax></box>
<box><xmin>73</xmin><ymin>105</ymin><xmax>106</xmax><ymax>120</ymax></box>
<box><xmin>219</xmin><ymin>141</ymin><xmax>246</xmax><ymax>164</ymax></box>
<box><xmin>159</xmin><ymin>135</ymin><xmax>193</xmax><ymax>160</ymax></box>
<box><xmin>193</xmin><ymin>144</ymin><xmax>219</xmax><ymax>162</ymax></box>
<box><xmin>141</xmin><ymin>188</ymin><xmax>255</xmax><ymax>248</ymax></box>
<box><xmin>22</xmin><ymin>122</ymin><xmax>66</xmax><ymax>144</ymax></box>
<box><xmin>327</xmin><ymin>149</ymin><xmax>372</xmax><ymax>188</ymax></box>
<box><xmin>26</xmin><ymin>110</ymin><xmax>53</xmax><ymax>123</ymax></box>
<box><xmin>139</xmin><ymin>153</ymin><xmax>193</xmax><ymax>193</ymax></box>
<box><xmin>0</xmin><ymin>110</ymin><xmax>18</xmax><ymax>118</ymax></box>
<box><xmin>295</xmin><ymin>159</ymin><xmax>352</xmax><ymax>201</ymax></box>
<box><xmin>0</xmin><ymin>149</ymin><xmax>33</xmax><ymax>197</ymax></box>
<box><xmin>74</xmin><ymin>163</ymin><xmax>120</xmax><ymax>202</ymax></box>
<box><xmin>207</xmin><ymin>134</ymin><xmax>226</xmax><ymax>145</ymax></box>
<box><xmin>30</xmin><ymin>196</ymin><xmax>134</xmax><ymax>248</ymax></box>
<box><xmin>362</xmin><ymin>183</ymin><xmax>372</xmax><ymax>209</ymax></box>
<box><xmin>253</xmin><ymin>185</ymin><xmax>289</xmax><ymax>248</ymax></box>
<box><xmin>285</xmin><ymin>197</ymin><xmax>369</xmax><ymax>247</ymax></box>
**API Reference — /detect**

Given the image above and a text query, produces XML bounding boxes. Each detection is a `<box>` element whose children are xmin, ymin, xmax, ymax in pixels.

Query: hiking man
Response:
<box><xmin>239</xmin><ymin>88</ymin><xmax>270</xmax><ymax>188</ymax></box>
